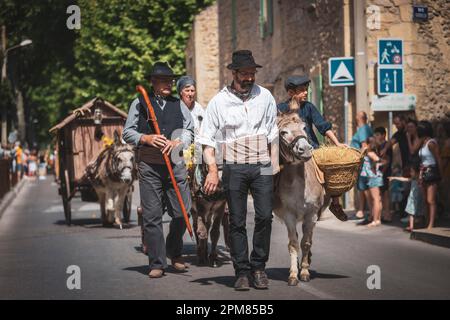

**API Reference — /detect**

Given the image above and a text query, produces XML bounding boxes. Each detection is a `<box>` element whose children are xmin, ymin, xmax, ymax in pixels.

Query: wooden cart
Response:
<box><xmin>49</xmin><ymin>97</ymin><xmax>132</xmax><ymax>226</ymax></box>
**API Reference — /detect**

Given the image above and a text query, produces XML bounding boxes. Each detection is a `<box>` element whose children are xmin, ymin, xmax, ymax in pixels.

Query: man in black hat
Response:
<box><xmin>278</xmin><ymin>75</ymin><xmax>348</xmax><ymax>221</ymax></box>
<box><xmin>198</xmin><ymin>50</ymin><xmax>278</xmax><ymax>290</ymax></box>
<box><xmin>123</xmin><ymin>62</ymin><xmax>194</xmax><ymax>279</ymax></box>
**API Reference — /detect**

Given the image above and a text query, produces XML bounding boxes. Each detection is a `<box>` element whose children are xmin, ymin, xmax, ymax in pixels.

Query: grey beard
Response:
<box><xmin>229</xmin><ymin>81</ymin><xmax>253</xmax><ymax>101</ymax></box>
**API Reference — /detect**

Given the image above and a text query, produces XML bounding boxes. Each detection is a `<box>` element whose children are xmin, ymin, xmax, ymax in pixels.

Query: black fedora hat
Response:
<box><xmin>227</xmin><ymin>50</ymin><xmax>262</xmax><ymax>70</ymax></box>
<box><xmin>148</xmin><ymin>61</ymin><xmax>178</xmax><ymax>78</ymax></box>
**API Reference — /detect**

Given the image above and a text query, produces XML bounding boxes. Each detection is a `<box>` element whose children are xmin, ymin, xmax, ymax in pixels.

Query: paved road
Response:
<box><xmin>1</xmin><ymin>177</ymin><xmax>449</xmax><ymax>300</ymax></box>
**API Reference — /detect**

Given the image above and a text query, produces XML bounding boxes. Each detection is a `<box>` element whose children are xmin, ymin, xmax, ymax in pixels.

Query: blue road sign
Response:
<box><xmin>328</xmin><ymin>57</ymin><xmax>355</xmax><ymax>86</ymax></box>
<box><xmin>378</xmin><ymin>38</ymin><xmax>403</xmax><ymax>66</ymax></box>
<box><xmin>413</xmin><ymin>5</ymin><xmax>428</xmax><ymax>21</ymax></box>
<box><xmin>378</xmin><ymin>67</ymin><xmax>404</xmax><ymax>95</ymax></box>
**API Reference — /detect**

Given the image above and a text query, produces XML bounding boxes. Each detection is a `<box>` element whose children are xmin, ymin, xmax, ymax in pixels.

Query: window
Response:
<box><xmin>259</xmin><ymin>0</ymin><xmax>273</xmax><ymax>39</ymax></box>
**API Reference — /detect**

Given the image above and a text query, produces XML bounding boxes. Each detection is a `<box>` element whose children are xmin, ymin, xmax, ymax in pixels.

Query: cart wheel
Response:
<box><xmin>63</xmin><ymin>196</ymin><xmax>72</xmax><ymax>226</ymax></box>
<box><xmin>123</xmin><ymin>191</ymin><xmax>132</xmax><ymax>223</ymax></box>
<box><xmin>61</xmin><ymin>168</ymin><xmax>72</xmax><ymax>226</ymax></box>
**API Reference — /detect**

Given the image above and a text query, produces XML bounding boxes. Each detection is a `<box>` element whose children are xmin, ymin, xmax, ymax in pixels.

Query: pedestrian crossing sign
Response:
<box><xmin>328</xmin><ymin>57</ymin><xmax>355</xmax><ymax>86</ymax></box>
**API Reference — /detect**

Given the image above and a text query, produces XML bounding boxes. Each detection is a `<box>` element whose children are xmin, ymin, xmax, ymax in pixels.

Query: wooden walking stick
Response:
<box><xmin>136</xmin><ymin>85</ymin><xmax>194</xmax><ymax>239</ymax></box>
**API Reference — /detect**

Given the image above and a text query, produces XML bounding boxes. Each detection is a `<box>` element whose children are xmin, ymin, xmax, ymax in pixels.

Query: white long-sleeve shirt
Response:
<box><xmin>197</xmin><ymin>84</ymin><xmax>278</xmax><ymax>163</ymax></box>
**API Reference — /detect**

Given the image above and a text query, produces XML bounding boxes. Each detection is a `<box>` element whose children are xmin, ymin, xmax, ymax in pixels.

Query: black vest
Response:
<box><xmin>137</xmin><ymin>93</ymin><xmax>183</xmax><ymax>164</ymax></box>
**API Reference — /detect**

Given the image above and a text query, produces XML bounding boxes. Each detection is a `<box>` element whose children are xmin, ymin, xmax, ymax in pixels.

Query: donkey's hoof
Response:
<box><xmin>210</xmin><ymin>260</ymin><xmax>220</xmax><ymax>268</ymax></box>
<box><xmin>300</xmin><ymin>274</ymin><xmax>310</xmax><ymax>282</ymax></box>
<box><xmin>288</xmin><ymin>277</ymin><xmax>299</xmax><ymax>286</ymax></box>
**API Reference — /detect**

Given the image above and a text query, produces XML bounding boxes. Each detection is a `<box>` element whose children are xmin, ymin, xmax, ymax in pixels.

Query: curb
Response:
<box><xmin>410</xmin><ymin>228</ymin><xmax>450</xmax><ymax>249</ymax></box>
<box><xmin>0</xmin><ymin>177</ymin><xmax>27</xmax><ymax>220</ymax></box>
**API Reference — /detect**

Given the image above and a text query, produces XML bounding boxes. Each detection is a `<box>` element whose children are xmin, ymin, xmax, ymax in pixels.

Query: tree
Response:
<box><xmin>74</xmin><ymin>0</ymin><xmax>214</xmax><ymax>108</ymax></box>
<box><xmin>0</xmin><ymin>0</ymin><xmax>214</xmax><ymax>147</ymax></box>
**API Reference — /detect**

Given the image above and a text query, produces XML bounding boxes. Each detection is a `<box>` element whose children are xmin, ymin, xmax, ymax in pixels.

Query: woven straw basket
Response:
<box><xmin>312</xmin><ymin>146</ymin><xmax>365</xmax><ymax>197</ymax></box>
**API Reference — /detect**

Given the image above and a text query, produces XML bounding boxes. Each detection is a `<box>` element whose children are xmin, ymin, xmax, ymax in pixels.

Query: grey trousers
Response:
<box><xmin>138</xmin><ymin>161</ymin><xmax>192</xmax><ymax>270</ymax></box>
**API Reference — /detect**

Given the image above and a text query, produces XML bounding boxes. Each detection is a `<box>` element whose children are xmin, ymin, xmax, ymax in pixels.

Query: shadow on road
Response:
<box><xmin>190</xmin><ymin>275</ymin><xmax>235</xmax><ymax>288</ymax></box>
<box><xmin>123</xmin><ymin>264</ymin><xmax>194</xmax><ymax>277</ymax></box>
<box><xmin>265</xmin><ymin>267</ymin><xmax>350</xmax><ymax>282</ymax></box>
<box><xmin>54</xmin><ymin>219</ymin><xmax>139</xmax><ymax>230</ymax></box>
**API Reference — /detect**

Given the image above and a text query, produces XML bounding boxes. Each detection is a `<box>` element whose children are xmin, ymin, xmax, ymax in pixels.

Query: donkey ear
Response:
<box><xmin>113</xmin><ymin>130</ymin><xmax>121</xmax><ymax>145</ymax></box>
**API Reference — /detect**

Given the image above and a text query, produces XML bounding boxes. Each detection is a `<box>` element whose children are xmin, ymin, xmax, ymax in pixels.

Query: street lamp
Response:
<box><xmin>2</xmin><ymin>38</ymin><xmax>32</xmax><ymax>82</ymax></box>
<box><xmin>1</xmin><ymin>36</ymin><xmax>32</xmax><ymax>145</ymax></box>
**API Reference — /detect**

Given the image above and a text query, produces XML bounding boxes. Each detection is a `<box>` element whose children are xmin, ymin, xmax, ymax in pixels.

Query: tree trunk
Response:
<box><xmin>15</xmin><ymin>88</ymin><xmax>25</xmax><ymax>143</ymax></box>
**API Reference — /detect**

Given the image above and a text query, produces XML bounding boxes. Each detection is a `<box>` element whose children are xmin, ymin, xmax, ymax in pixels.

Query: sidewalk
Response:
<box><xmin>411</xmin><ymin>224</ymin><xmax>450</xmax><ymax>249</ymax></box>
<box><xmin>318</xmin><ymin>209</ymin><xmax>450</xmax><ymax>248</ymax></box>
<box><xmin>0</xmin><ymin>176</ymin><xmax>28</xmax><ymax>220</ymax></box>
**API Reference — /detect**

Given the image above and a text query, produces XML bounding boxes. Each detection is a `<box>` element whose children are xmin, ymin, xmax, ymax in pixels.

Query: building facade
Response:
<box><xmin>186</xmin><ymin>0</ymin><xmax>449</xmax><ymax>142</ymax></box>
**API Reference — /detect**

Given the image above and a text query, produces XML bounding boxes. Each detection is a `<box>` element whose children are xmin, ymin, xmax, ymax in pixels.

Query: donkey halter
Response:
<box><xmin>281</xmin><ymin>134</ymin><xmax>309</xmax><ymax>161</ymax></box>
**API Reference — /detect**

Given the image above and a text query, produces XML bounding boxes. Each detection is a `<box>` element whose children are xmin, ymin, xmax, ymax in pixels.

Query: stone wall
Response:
<box><xmin>367</xmin><ymin>0</ymin><xmax>450</xmax><ymax>122</ymax></box>
<box><xmin>187</xmin><ymin>0</ymin><xmax>449</xmax><ymax>131</ymax></box>
<box><xmin>185</xmin><ymin>3</ymin><xmax>220</xmax><ymax>108</ymax></box>
<box><xmin>216</xmin><ymin>0</ymin><xmax>347</xmax><ymax>140</ymax></box>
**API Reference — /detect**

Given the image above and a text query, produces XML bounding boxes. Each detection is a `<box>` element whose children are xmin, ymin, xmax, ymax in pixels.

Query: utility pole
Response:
<box><xmin>1</xmin><ymin>25</ymin><xmax>7</xmax><ymax>146</ymax></box>
<box><xmin>353</xmin><ymin>0</ymin><xmax>369</xmax><ymax>116</ymax></box>
<box><xmin>1</xmin><ymin>31</ymin><xmax>32</xmax><ymax>146</ymax></box>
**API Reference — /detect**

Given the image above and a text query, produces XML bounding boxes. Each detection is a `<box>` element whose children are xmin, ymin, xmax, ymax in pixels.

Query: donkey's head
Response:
<box><xmin>109</xmin><ymin>131</ymin><xmax>136</xmax><ymax>184</ymax></box>
<box><xmin>277</xmin><ymin>111</ymin><xmax>313</xmax><ymax>163</ymax></box>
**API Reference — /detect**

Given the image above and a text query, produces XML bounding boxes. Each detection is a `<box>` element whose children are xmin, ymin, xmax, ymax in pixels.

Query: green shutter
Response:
<box><xmin>259</xmin><ymin>0</ymin><xmax>265</xmax><ymax>38</ymax></box>
<box><xmin>309</xmin><ymin>74</ymin><xmax>324</xmax><ymax>144</ymax></box>
<box><xmin>316</xmin><ymin>74</ymin><xmax>324</xmax><ymax>144</ymax></box>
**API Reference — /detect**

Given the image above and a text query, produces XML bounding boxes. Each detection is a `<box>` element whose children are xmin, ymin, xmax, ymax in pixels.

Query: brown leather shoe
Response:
<box><xmin>148</xmin><ymin>269</ymin><xmax>164</xmax><ymax>278</ymax></box>
<box><xmin>234</xmin><ymin>274</ymin><xmax>250</xmax><ymax>291</ymax></box>
<box><xmin>171</xmin><ymin>256</ymin><xmax>188</xmax><ymax>271</ymax></box>
<box><xmin>329</xmin><ymin>202</ymin><xmax>348</xmax><ymax>221</ymax></box>
<box><xmin>252</xmin><ymin>270</ymin><xmax>269</xmax><ymax>289</ymax></box>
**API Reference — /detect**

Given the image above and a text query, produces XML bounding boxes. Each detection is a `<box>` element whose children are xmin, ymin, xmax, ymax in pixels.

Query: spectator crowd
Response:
<box><xmin>350</xmin><ymin>113</ymin><xmax>450</xmax><ymax>231</ymax></box>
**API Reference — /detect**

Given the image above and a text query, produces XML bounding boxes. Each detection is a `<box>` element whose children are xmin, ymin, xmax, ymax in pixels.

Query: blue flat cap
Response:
<box><xmin>285</xmin><ymin>75</ymin><xmax>311</xmax><ymax>90</ymax></box>
<box><xmin>176</xmin><ymin>75</ymin><xmax>196</xmax><ymax>94</ymax></box>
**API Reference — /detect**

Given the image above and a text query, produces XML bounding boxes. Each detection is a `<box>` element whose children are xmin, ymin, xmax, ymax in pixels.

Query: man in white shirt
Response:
<box><xmin>198</xmin><ymin>50</ymin><xmax>278</xmax><ymax>291</ymax></box>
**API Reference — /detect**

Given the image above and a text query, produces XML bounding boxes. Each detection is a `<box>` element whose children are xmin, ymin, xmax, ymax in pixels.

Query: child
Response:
<box><xmin>374</xmin><ymin>127</ymin><xmax>392</xmax><ymax>222</ymax></box>
<box><xmin>388</xmin><ymin>161</ymin><xmax>423</xmax><ymax>232</ymax></box>
<box><xmin>389</xmin><ymin>164</ymin><xmax>404</xmax><ymax>213</ymax></box>
<box><xmin>359</xmin><ymin>137</ymin><xmax>384</xmax><ymax>227</ymax></box>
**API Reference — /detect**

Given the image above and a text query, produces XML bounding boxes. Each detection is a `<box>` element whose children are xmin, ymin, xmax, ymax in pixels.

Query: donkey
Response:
<box><xmin>189</xmin><ymin>163</ymin><xmax>230</xmax><ymax>267</ymax></box>
<box><xmin>273</xmin><ymin>111</ymin><xmax>331</xmax><ymax>286</ymax></box>
<box><xmin>85</xmin><ymin>131</ymin><xmax>136</xmax><ymax>229</ymax></box>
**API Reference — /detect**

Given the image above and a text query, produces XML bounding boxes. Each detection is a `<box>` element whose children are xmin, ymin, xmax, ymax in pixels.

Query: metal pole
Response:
<box><xmin>344</xmin><ymin>86</ymin><xmax>349</xmax><ymax>209</ymax></box>
<box><xmin>388</xmin><ymin>111</ymin><xmax>393</xmax><ymax>138</ymax></box>
<box><xmin>1</xmin><ymin>25</ymin><xmax>7</xmax><ymax>146</ymax></box>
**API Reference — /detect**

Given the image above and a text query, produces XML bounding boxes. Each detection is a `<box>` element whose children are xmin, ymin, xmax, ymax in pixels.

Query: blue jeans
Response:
<box><xmin>358</xmin><ymin>175</ymin><xmax>384</xmax><ymax>191</ymax></box>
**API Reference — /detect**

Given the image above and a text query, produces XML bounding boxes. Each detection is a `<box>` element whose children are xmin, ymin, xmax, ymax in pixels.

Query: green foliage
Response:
<box><xmin>0</xmin><ymin>0</ymin><xmax>214</xmax><ymax>146</ymax></box>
